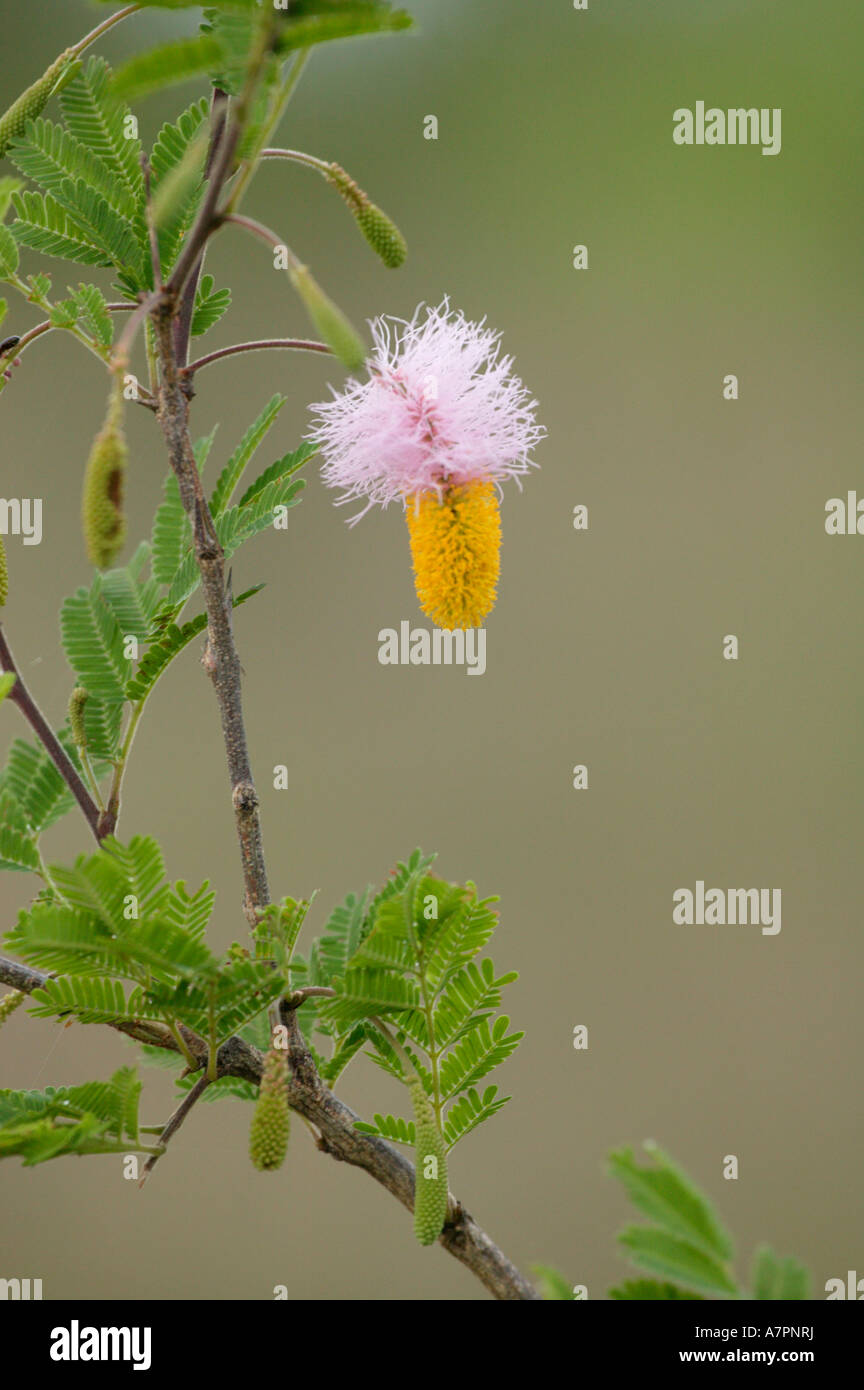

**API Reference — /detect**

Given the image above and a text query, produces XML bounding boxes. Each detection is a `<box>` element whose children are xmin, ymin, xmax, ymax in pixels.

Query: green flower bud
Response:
<box><xmin>327</xmin><ymin>164</ymin><xmax>407</xmax><ymax>269</ymax></box>
<box><xmin>82</xmin><ymin>391</ymin><xmax>127</xmax><ymax>570</ymax></box>
<box><xmin>0</xmin><ymin>535</ymin><xmax>7</xmax><ymax>606</ymax></box>
<box><xmin>288</xmin><ymin>264</ymin><xmax>366</xmax><ymax>372</ymax></box>
<box><xmin>409</xmin><ymin>1078</ymin><xmax>448</xmax><ymax>1246</ymax></box>
<box><xmin>249</xmin><ymin>1046</ymin><xmax>290</xmax><ymax>1172</ymax></box>
<box><xmin>0</xmin><ymin>989</ymin><xmax>25</xmax><ymax>1027</ymax></box>
<box><xmin>0</xmin><ymin>52</ymin><xmax>79</xmax><ymax>161</ymax></box>
<box><xmin>68</xmin><ymin>686</ymin><xmax>88</xmax><ymax>750</ymax></box>
<box><xmin>354</xmin><ymin>201</ymin><xmax>407</xmax><ymax>270</ymax></box>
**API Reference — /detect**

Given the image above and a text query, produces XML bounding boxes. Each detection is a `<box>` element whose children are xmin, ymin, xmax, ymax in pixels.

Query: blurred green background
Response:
<box><xmin>1</xmin><ymin>0</ymin><xmax>862</xmax><ymax>1300</ymax></box>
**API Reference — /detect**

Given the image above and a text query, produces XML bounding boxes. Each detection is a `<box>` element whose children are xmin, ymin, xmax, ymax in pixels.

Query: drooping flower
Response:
<box><xmin>308</xmin><ymin>299</ymin><xmax>544</xmax><ymax>629</ymax></box>
<box><xmin>81</xmin><ymin>384</ymin><xmax>127</xmax><ymax>571</ymax></box>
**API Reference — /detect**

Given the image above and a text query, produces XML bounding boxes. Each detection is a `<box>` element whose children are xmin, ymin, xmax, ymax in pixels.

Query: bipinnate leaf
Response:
<box><xmin>617</xmin><ymin>1226</ymin><xmax>738</xmax><ymax>1297</ymax></box>
<box><xmin>749</xmin><ymin>1245</ymin><xmax>810</xmax><ymax>1301</ymax></box>
<box><xmin>609</xmin><ymin>1279</ymin><xmax>703</xmax><ymax>1301</ymax></box>
<box><xmin>608</xmin><ymin>1143</ymin><xmax>733</xmax><ymax>1261</ymax></box>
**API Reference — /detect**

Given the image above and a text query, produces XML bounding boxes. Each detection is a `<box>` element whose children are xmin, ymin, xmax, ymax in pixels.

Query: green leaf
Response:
<box><xmin>0</xmin><ymin>672</ymin><xmax>16</xmax><ymax>704</ymax></box>
<box><xmin>29</xmin><ymin>976</ymin><xmax>143</xmax><ymax>1026</ymax></box>
<box><xmin>25</xmin><ymin>271</ymin><xmax>51</xmax><ymax>302</ymax></box>
<box><xmin>532</xmin><ymin>1264</ymin><xmax>576</xmax><ymax>1301</ymax></box>
<box><xmin>774</xmin><ymin>1258</ymin><xmax>810</xmax><ymax>1301</ymax></box>
<box><xmin>166</xmin><ymin>476</ymin><xmax>303</xmax><ymax>608</ymax></box>
<box><xmin>0</xmin><ymin>736</ymin><xmax>81</xmax><ymax>833</ymax></box>
<box><xmin>47</xmin><ymin>842</ymin><xmax>160</xmax><ymax>931</ymax></box>
<box><xmin>210</xmin><ymin>395</ymin><xmax>286</xmax><ymax>517</ymax></box>
<box><xmin>151</xmin><ymin>880</ymin><xmax>215</xmax><ymax>942</ymax></box>
<box><xmin>237</xmin><ymin>441</ymin><xmax>316</xmax><ymax>508</ymax></box>
<box><xmin>5</xmin><ymin>835</ymin><xmax>200</xmax><ymax>977</ymax></box>
<box><xmin>364</xmin><ymin>1021</ymin><xmax>426</xmax><ymax>1082</ymax></box>
<box><xmin>150</xmin><ymin>98</ymin><xmax>210</xmax><ymax>273</ymax></box>
<box><xmin>79</xmin><ymin>696</ymin><xmax>123</xmax><ymax>763</ymax></box>
<box><xmin>609</xmin><ymin>1279</ymin><xmax>703</xmax><ymax>1300</ymax></box>
<box><xmin>749</xmin><ymin>1245</ymin><xmax>810</xmax><ymax>1301</ymax></box>
<box><xmin>310</xmin><ymin>888</ymin><xmax>372</xmax><ymax>984</ymax></box>
<box><xmin>47</xmin><ymin>176</ymin><xmax>143</xmax><ymax>276</ymax></box>
<box><xmin>442</xmin><ymin>1085</ymin><xmax>509</xmax><ymax>1149</ymax></box>
<box><xmin>253</xmin><ymin>895</ymin><xmax>312</xmax><ymax>969</ymax></box>
<box><xmin>176</xmin><ymin>1074</ymin><xmax>258</xmax><ymax>1103</ymax></box>
<box><xmin>0</xmin><ymin>1066</ymin><xmax>143</xmax><ymax>1164</ymax></box>
<box><xmin>150</xmin><ymin>475</ymin><xmax>190</xmax><ymax>588</ymax></box>
<box><xmin>71</xmin><ymin>283</ymin><xmax>113</xmax><ymax>348</ymax></box>
<box><xmin>0</xmin><ymin>176</ymin><xmax>23</xmax><ymax>221</ymax></box>
<box><xmin>353</xmin><ymin>1112</ymin><xmax>415</xmax><ymax>1145</ymax></box>
<box><xmin>125</xmin><ymin>585</ymin><xmax>263</xmax><ymax>702</ymax></box>
<box><xmin>100</xmin><ymin>835</ymin><xmax>168</xmax><ymax>910</ymax></box>
<box><xmin>437</xmin><ymin>1015</ymin><xmax>523</xmax><ymax>1100</ymax></box>
<box><xmin>148</xmin><ymin>956</ymin><xmax>283</xmax><ymax>1039</ymax></box>
<box><xmin>340</xmin><ymin>919</ymin><xmax>412</xmax><ymax>976</ymax></box>
<box><xmin>432</xmin><ymin>958</ymin><xmax>516</xmax><ymax>1047</ymax></box>
<box><xmin>319</xmin><ymin>1021</ymin><xmax>368</xmax><ymax>1084</ymax></box>
<box><xmin>422</xmin><ymin>881</ymin><xmax>500</xmax><ymax>990</ymax></box>
<box><xmin>273</xmin><ymin>6</ymin><xmax>414</xmax><ymax>57</ymax></box>
<box><xmin>220</xmin><ymin>474</ymin><xmax>305</xmax><ymax>544</ymax></box>
<box><xmin>60</xmin><ymin>58</ymin><xmax>143</xmax><ymax>201</ymax></box>
<box><xmin>105</xmin><ymin>916</ymin><xmax>220</xmax><ymax>982</ymax></box>
<box><xmin>191</xmin><ymin>273</ymin><xmax>231</xmax><ymax>337</ymax></box>
<box><xmin>94</xmin><ymin>0</ymin><xmax>257</xmax><ymax>6</ymax></box>
<box><xmin>49</xmin><ymin>297</ymin><xmax>79</xmax><ymax>329</ymax></box>
<box><xmin>0</xmin><ymin>221</ymin><xmax>20</xmax><ymax>276</ymax></box>
<box><xmin>8</xmin><ymin>117</ymin><xmax>138</xmax><ymax>221</ymax></box>
<box><xmin>60</xmin><ymin>578</ymin><xmax>128</xmax><ymax>701</ymax></box>
<box><xmin>150</xmin><ymin>429</ymin><xmax>217</xmax><ymax>591</ymax></box>
<box><xmin>99</xmin><ymin>559</ymin><xmax>162</xmax><ymax>641</ymax></box>
<box><xmin>112</xmin><ymin>37</ymin><xmax>227</xmax><ymax>102</ymax></box>
<box><xmin>4</xmin><ymin>902</ymin><xmax>121</xmax><ymax>977</ymax></box>
<box><xmin>0</xmin><ymin>820</ymin><xmax>41</xmax><ymax>875</ymax></box>
<box><xmin>608</xmin><ymin>1144</ymin><xmax>734</xmax><ymax>1262</ymax></box>
<box><xmin>303</xmin><ymin>852</ymin><xmax>520</xmax><ymax>1147</ymax></box>
<box><xmin>617</xmin><ymin>1227</ymin><xmax>738</xmax><ymax>1297</ymax></box>
<box><xmin>320</xmin><ymin>966</ymin><xmax>420</xmax><ymax>1031</ymax></box>
<box><xmin>11</xmin><ymin>189</ymin><xmax>111</xmax><ymax>268</ymax></box>
<box><xmin>0</xmin><ymin>1112</ymin><xmax>109</xmax><ymax>1165</ymax></box>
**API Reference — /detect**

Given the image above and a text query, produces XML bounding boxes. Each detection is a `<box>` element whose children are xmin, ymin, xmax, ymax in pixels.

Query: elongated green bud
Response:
<box><xmin>0</xmin><ymin>989</ymin><xmax>25</xmax><ymax>1027</ymax></box>
<box><xmin>327</xmin><ymin>164</ymin><xmax>407</xmax><ymax>269</ymax></box>
<box><xmin>0</xmin><ymin>51</ymin><xmax>79</xmax><ymax>161</ymax></box>
<box><xmin>288</xmin><ymin>264</ymin><xmax>366</xmax><ymax>372</ymax></box>
<box><xmin>409</xmin><ymin>1078</ymin><xmax>448</xmax><ymax>1246</ymax></box>
<box><xmin>68</xmin><ymin>686</ymin><xmax>88</xmax><ymax>750</ymax></box>
<box><xmin>0</xmin><ymin>535</ymin><xmax>7</xmax><ymax>606</ymax></box>
<box><xmin>249</xmin><ymin>1046</ymin><xmax>290</xmax><ymax>1172</ymax></box>
<box><xmin>82</xmin><ymin>388</ymin><xmax>127</xmax><ymax>570</ymax></box>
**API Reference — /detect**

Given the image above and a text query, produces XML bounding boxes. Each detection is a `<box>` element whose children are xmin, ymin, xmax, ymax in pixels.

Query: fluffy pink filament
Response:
<box><xmin>308</xmin><ymin>298</ymin><xmax>545</xmax><ymax>520</ymax></box>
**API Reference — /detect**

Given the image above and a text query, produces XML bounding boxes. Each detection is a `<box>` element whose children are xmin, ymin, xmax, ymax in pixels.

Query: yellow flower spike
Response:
<box><xmin>405</xmin><ymin>480</ymin><xmax>501</xmax><ymax>630</ymax></box>
<box><xmin>310</xmin><ymin>303</ymin><xmax>544</xmax><ymax>623</ymax></box>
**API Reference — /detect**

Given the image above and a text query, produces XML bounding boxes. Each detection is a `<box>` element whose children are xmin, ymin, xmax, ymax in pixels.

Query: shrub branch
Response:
<box><xmin>0</xmin><ymin>952</ymin><xmax>538</xmax><ymax>1300</ymax></box>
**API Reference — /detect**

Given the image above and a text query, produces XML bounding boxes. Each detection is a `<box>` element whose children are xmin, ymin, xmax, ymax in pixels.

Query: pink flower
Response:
<box><xmin>308</xmin><ymin>298</ymin><xmax>544</xmax><ymax>520</ymax></box>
